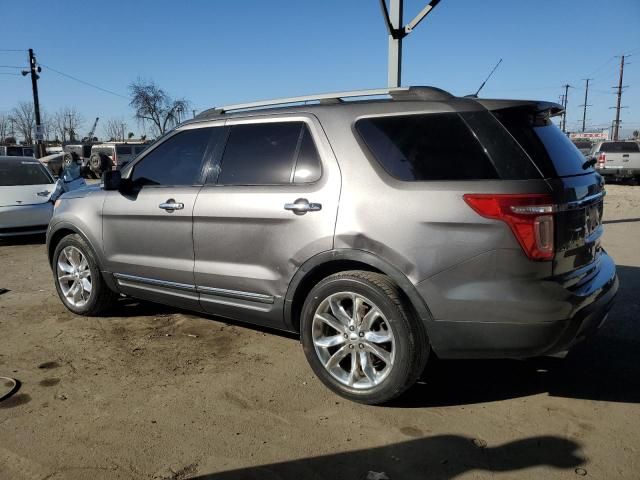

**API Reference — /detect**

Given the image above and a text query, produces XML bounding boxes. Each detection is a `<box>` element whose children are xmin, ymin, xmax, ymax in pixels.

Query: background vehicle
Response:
<box><xmin>47</xmin><ymin>86</ymin><xmax>618</xmax><ymax>404</ymax></box>
<box><xmin>591</xmin><ymin>141</ymin><xmax>640</xmax><ymax>181</ymax></box>
<box><xmin>88</xmin><ymin>142</ymin><xmax>149</xmax><ymax>177</ymax></box>
<box><xmin>571</xmin><ymin>140</ymin><xmax>593</xmax><ymax>157</ymax></box>
<box><xmin>0</xmin><ymin>145</ymin><xmax>35</xmax><ymax>157</ymax></box>
<box><xmin>40</xmin><ymin>152</ymin><xmax>66</xmax><ymax>176</ymax></box>
<box><xmin>0</xmin><ymin>156</ymin><xmax>84</xmax><ymax>237</ymax></box>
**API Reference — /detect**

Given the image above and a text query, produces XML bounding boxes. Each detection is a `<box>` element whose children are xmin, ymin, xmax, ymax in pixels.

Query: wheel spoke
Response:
<box><xmin>365</xmin><ymin>342</ymin><xmax>391</xmax><ymax>366</ymax></box>
<box><xmin>79</xmin><ymin>256</ymin><xmax>88</xmax><ymax>272</ymax></box>
<box><xmin>347</xmin><ymin>352</ymin><xmax>359</xmax><ymax>386</ymax></box>
<box><xmin>353</xmin><ymin>295</ymin><xmax>364</xmax><ymax>324</ymax></box>
<box><xmin>315</xmin><ymin>313</ymin><xmax>347</xmax><ymax>334</ymax></box>
<box><xmin>365</xmin><ymin>330</ymin><xmax>393</xmax><ymax>344</ymax></box>
<box><xmin>314</xmin><ymin>334</ymin><xmax>346</xmax><ymax>348</ymax></box>
<box><xmin>359</xmin><ymin>351</ymin><xmax>377</xmax><ymax>384</ymax></box>
<box><xmin>328</xmin><ymin>296</ymin><xmax>352</xmax><ymax>326</ymax></box>
<box><xmin>361</xmin><ymin>308</ymin><xmax>381</xmax><ymax>331</ymax></box>
<box><xmin>81</xmin><ymin>277</ymin><xmax>92</xmax><ymax>293</ymax></box>
<box><xmin>58</xmin><ymin>261</ymin><xmax>73</xmax><ymax>274</ymax></box>
<box><xmin>325</xmin><ymin>345</ymin><xmax>349</xmax><ymax>370</ymax></box>
<box><xmin>58</xmin><ymin>273</ymin><xmax>75</xmax><ymax>282</ymax></box>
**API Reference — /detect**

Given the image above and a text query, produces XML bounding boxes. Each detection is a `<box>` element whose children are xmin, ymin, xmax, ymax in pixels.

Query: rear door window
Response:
<box><xmin>599</xmin><ymin>142</ymin><xmax>640</xmax><ymax>153</ymax></box>
<box><xmin>216</xmin><ymin>122</ymin><xmax>320</xmax><ymax>185</ymax></box>
<box><xmin>492</xmin><ymin>107</ymin><xmax>590</xmax><ymax>177</ymax></box>
<box><xmin>356</xmin><ymin>113</ymin><xmax>499</xmax><ymax>181</ymax></box>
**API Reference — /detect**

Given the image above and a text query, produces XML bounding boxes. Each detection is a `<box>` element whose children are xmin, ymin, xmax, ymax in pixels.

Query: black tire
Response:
<box><xmin>52</xmin><ymin>234</ymin><xmax>118</xmax><ymax>316</ymax></box>
<box><xmin>89</xmin><ymin>153</ymin><xmax>111</xmax><ymax>177</ymax></box>
<box><xmin>62</xmin><ymin>153</ymin><xmax>75</xmax><ymax>169</ymax></box>
<box><xmin>300</xmin><ymin>270</ymin><xmax>429</xmax><ymax>405</ymax></box>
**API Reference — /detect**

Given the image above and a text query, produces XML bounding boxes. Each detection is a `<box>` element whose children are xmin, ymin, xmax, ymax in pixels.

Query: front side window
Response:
<box><xmin>131</xmin><ymin>127</ymin><xmax>221</xmax><ymax>186</ymax></box>
<box><xmin>216</xmin><ymin>122</ymin><xmax>321</xmax><ymax>185</ymax></box>
<box><xmin>356</xmin><ymin>113</ymin><xmax>499</xmax><ymax>181</ymax></box>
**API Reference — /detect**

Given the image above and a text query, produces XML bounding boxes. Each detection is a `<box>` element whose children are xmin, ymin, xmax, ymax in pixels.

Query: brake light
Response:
<box><xmin>597</xmin><ymin>153</ymin><xmax>606</xmax><ymax>166</ymax></box>
<box><xmin>463</xmin><ymin>194</ymin><xmax>556</xmax><ymax>261</ymax></box>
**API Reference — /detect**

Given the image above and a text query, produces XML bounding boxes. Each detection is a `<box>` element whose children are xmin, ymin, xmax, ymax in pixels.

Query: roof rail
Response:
<box><xmin>197</xmin><ymin>86</ymin><xmax>453</xmax><ymax>117</ymax></box>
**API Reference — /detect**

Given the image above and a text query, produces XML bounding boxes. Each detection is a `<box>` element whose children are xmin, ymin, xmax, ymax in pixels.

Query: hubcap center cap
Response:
<box><xmin>349</xmin><ymin>332</ymin><xmax>359</xmax><ymax>341</ymax></box>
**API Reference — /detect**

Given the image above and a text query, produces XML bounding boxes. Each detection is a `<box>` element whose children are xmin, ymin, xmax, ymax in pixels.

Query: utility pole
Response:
<box><xmin>612</xmin><ymin>55</ymin><xmax>628</xmax><ymax>141</ymax></box>
<box><xmin>192</xmin><ymin>109</ymin><xmax>197</xmax><ymax>119</ymax></box>
<box><xmin>26</xmin><ymin>49</ymin><xmax>45</xmax><ymax>158</ymax></box>
<box><xmin>580</xmin><ymin>79</ymin><xmax>591</xmax><ymax>133</ymax></box>
<box><xmin>560</xmin><ymin>84</ymin><xmax>571</xmax><ymax>133</ymax></box>
<box><xmin>379</xmin><ymin>0</ymin><xmax>441</xmax><ymax>88</ymax></box>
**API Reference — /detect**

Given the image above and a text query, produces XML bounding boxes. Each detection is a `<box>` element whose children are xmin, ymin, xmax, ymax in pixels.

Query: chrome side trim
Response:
<box><xmin>112</xmin><ymin>273</ymin><xmax>275</xmax><ymax>304</ymax></box>
<box><xmin>559</xmin><ymin>191</ymin><xmax>605</xmax><ymax>211</ymax></box>
<box><xmin>197</xmin><ymin>285</ymin><xmax>275</xmax><ymax>304</ymax></box>
<box><xmin>113</xmin><ymin>273</ymin><xmax>196</xmax><ymax>292</ymax></box>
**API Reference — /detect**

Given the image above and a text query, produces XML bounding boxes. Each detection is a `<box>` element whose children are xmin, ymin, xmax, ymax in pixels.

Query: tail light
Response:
<box><xmin>463</xmin><ymin>194</ymin><xmax>556</xmax><ymax>261</ymax></box>
<box><xmin>597</xmin><ymin>153</ymin><xmax>606</xmax><ymax>167</ymax></box>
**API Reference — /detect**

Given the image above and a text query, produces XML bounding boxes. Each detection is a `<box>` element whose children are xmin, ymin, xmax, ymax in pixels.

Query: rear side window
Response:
<box><xmin>131</xmin><ymin>127</ymin><xmax>221</xmax><ymax>186</ymax></box>
<box><xmin>217</xmin><ymin>122</ymin><xmax>321</xmax><ymax>185</ymax></box>
<box><xmin>356</xmin><ymin>113</ymin><xmax>499</xmax><ymax>181</ymax></box>
<box><xmin>492</xmin><ymin>108</ymin><xmax>590</xmax><ymax>177</ymax></box>
<box><xmin>599</xmin><ymin>142</ymin><xmax>640</xmax><ymax>153</ymax></box>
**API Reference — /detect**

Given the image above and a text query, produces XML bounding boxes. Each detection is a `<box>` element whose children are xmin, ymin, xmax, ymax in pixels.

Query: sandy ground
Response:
<box><xmin>0</xmin><ymin>184</ymin><xmax>639</xmax><ymax>480</ymax></box>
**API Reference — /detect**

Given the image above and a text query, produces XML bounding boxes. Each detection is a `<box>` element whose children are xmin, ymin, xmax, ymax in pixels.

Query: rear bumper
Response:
<box><xmin>597</xmin><ymin>167</ymin><xmax>640</xmax><ymax>178</ymax></box>
<box><xmin>424</xmin><ymin>252</ymin><xmax>618</xmax><ymax>359</ymax></box>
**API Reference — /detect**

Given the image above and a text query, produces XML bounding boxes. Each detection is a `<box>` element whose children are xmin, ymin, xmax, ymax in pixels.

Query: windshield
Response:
<box><xmin>492</xmin><ymin>107</ymin><xmax>591</xmax><ymax>177</ymax></box>
<box><xmin>599</xmin><ymin>142</ymin><xmax>640</xmax><ymax>153</ymax></box>
<box><xmin>0</xmin><ymin>159</ymin><xmax>53</xmax><ymax>186</ymax></box>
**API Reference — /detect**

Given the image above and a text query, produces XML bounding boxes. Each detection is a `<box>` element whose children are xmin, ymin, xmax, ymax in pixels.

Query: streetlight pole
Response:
<box><xmin>379</xmin><ymin>0</ymin><xmax>442</xmax><ymax>88</ymax></box>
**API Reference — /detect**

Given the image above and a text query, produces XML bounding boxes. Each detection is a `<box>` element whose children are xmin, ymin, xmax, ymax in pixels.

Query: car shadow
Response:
<box><xmin>395</xmin><ymin>264</ymin><xmax>640</xmax><ymax>407</ymax></box>
<box><xmin>188</xmin><ymin>435</ymin><xmax>584</xmax><ymax>480</ymax></box>
<box><xmin>0</xmin><ymin>233</ymin><xmax>46</xmax><ymax>246</ymax></box>
<box><xmin>602</xmin><ymin>217</ymin><xmax>640</xmax><ymax>224</ymax></box>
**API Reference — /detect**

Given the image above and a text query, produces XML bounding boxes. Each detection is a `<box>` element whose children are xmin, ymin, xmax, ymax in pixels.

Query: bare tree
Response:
<box><xmin>104</xmin><ymin>118</ymin><xmax>128</xmax><ymax>141</ymax></box>
<box><xmin>53</xmin><ymin>107</ymin><xmax>85</xmax><ymax>143</ymax></box>
<box><xmin>9</xmin><ymin>102</ymin><xmax>35</xmax><ymax>144</ymax></box>
<box><xmin>129</xmin><ymin>79</ymin><xmax>188</xmax><ymax>137</ymax></box>
<box><xmin>0</xmin><ymin>113</ymin><xmax>9</xmax><ymax>143</ymax></box>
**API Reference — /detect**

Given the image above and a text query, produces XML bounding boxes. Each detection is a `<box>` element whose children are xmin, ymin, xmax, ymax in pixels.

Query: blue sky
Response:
<box><xmin>1</xmin><ymin>0</ymin><xmax>639</xmax><ymax>138</ymax></box>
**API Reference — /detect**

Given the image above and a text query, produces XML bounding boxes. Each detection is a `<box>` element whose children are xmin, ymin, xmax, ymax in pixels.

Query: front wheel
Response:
<box><xmin>300</xmin><ymin>271</ymin><xmax>429</xmax><ymax>405</ymax></box>
<box><xmin>52</xmin><ymin>234</ymin><xmax>118</xmax><ymax>316</ymax></box>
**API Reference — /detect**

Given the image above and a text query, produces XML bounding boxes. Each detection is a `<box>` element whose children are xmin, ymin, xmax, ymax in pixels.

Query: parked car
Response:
<box><xmin>88</xmin><ymin>143</ymin><xmax>149</xmax><ymax>177</ymax></box>
<box><xmin>40</xmin><ymin>152</ymin><xmax>66</xmax><ymax>176</ymax></box>
<box><xmin>0</xmin><ymin>145</ymin><xmax>35</xmax><ymax>157</ymax></box>
<box><xmin>591</xmin><ymin>140</ymin><xmax>640</xmax><ymax>181</ymax></box>
<box><xmin>0</xmin><ymin>156</ymin><xmax>84</xmax><ymax>237</ymax></box>
<box><xmin>46</xmin><ymin>86</ymin><xmax>618</xmax><ymax>404</ymax></box>
<box><xmin>63</xmin><ymin>144</ymin><xmax>94</xmax><ymax>176</ymax></box>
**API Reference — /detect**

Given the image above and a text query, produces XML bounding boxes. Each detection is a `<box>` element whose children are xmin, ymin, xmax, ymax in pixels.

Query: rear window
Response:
<box><xmin>492</xmin><ymin>107</ymin><xmax>590</xmax><ymax>177</ymax></box>
<box><xmin>0</xmin><ymin>160</ymin><xmax>52</xmax><ymax>186</ymax></box>
<box><xmin>116</xmin><ymin>145</ymin><xmax>132</xmax><ymax>155</ymax></box>
<box><xmin>599</xmin><ymin>142</ymin><xmax>640</xmax><ymax>153</ymax></box>
<box><xmin>92</xmin><ymin>147</ymin><xmax>114</xmax><ymax>156</ymax></box>
<box><xmin>356</xmin><ymin>113</ymin><xmax>500</xmax><ymax>181</ymax></box>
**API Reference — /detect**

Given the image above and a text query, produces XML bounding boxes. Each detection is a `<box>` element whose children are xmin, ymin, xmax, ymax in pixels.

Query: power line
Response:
<box><xmin>0</xmin><ymin>65</ymin><xmax>24</xmax><ymax>69</ymax></box>
<box><xmin>0</xmin><ymin>72</ymin><xmax>21</xmax><ymax>76</ymax></box>
<box><xmin>0</xmin><ymin>49</ymin><xmax>26</xmax><ymax>52</ymax></box>
<box><xmin>39</xmin><ymin>63</ymin><xmax>128</xmax><ymax>100</ymax></box>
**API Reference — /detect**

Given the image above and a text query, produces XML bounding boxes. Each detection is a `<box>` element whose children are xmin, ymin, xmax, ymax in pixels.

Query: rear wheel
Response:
<box><xmin>52</xmin><ymin>234</ymin><xmax>118</xmax><ymax>316</ymax></box>
<box><xmin>89</xmin><ymin>153</ymin><xmax>111</xmax><ymax>177</ymax></box>
<box><xmin>300</xmin><ymin>271</ymin><xmax>429</xmax><ymax>405</ymax></box>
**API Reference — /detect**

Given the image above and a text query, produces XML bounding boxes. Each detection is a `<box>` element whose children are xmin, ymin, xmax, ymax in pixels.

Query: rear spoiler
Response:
<box><xmin>474</xmin><ymin>99</ymin><xmax>564</xmax><ymax>117</ymax></box>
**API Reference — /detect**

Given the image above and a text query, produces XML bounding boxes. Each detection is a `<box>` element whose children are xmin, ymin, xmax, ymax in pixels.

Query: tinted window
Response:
<box><xmin>22</xmin><ymin>148</ymin><xmax>34</xmax><ymax>157</ymax></box>
<box><xmin>218</xmin><ymin>122</ymin><xmax>303</xmax><ymax>185</ymax></box>
<box><xmin>356</xmin><ymin>113</ymin><xmax>499</xmax><ymax>181</ymax></box>
<box><xmin>599</xmin><ymin>142</ymin><xmax>640</xmax><ymax>153</ymax></box>
<box><xmin>93</xmin><ymin>147</ymin><xmax>115</xmax><ymax>156</ymax></box>
<box><xmin>134</xmin><ymin>145</ymin><xmax>148</xmax><ymax>154</ymax></box>
<box><xmin>116</xmin><ymin>145</ymin><xmax>132</xmax><ymax>155</ymax></box>
<box><xmin>131</xmin><ymin>128</ymin><xmax>220</xmax><ymax>186</ymax></box>
<box><xmin>0</xmin><ymin>159</ymin><xmax>52</xmax><ymax>186</ymax></box>
<box><xmin>293</xmin><ymin>126</ymin><xmax>321</xmax><ymax>183</ymax></box>
<box><xmin>6</xmin><ymin>146</ymin><xmax>21</xmax><ymax>156</ymax></box>
<box><xmin>492</xmin><ymin>108</ymin><xmax>590</xmax><ymax>177</ymax></box>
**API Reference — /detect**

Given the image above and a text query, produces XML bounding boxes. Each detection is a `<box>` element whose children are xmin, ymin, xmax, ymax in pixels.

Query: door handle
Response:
<box><xmin>284</xmin><ymin>198</ymin><xmax>322</xmax><ymax>215</ymax></box>
<box><xmin>159</xmin><ymin>199</ymin><xmax>184</xmax><ymax>211</ymax></box>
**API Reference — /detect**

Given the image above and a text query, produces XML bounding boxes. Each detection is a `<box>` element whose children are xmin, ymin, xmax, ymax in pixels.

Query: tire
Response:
<box><xmin>52</xmin><ymin>234</ymin><xmax>118</xmax><ymax>316</ymax></box>
<box><xmin>300</xmin><ymin>271</ymin><xmax>429</xmax><ymax>405</ymax></box>
<box><xmin>62</xmin><ymin>153</ymin><xmax>75</xmax><ymax>169</ymax></box>
<box><xmin>89</xmin><ymin>153</ymin><xmax>111</xmax><ymax>177</ymax></box>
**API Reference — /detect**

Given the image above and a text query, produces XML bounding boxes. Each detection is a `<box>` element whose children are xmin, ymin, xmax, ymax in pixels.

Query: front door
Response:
<box><xmin>102</xmin><ymin>125</ymin><xmax>223</xmax><ymax>309</ymax></box>
<box><xmin>193</xmin><ymin>117</ymin><xmax>341</xmax><ymax>327</ymax></box>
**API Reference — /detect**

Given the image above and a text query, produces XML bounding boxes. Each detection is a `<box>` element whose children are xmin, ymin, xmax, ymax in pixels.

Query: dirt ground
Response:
<box><xmin>1</xmin><ymin>184</ymin><xmax>639</xmax><ymax>480</ymax></box>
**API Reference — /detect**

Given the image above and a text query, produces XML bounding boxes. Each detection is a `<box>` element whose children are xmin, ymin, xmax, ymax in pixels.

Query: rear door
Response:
<box><xmin>192</xmin><ymin>116</ymin><xmax>341</xmax><ymax>327</ymax></box>
<box><xmin>492</xmin><ymin>107</ymin><xmax>605</xmax><ymax>275</ymax></box>
<box><xmin>102</xmin><ymin>125</ymin><xmax>222</xmax><ymax>309</ymax></box>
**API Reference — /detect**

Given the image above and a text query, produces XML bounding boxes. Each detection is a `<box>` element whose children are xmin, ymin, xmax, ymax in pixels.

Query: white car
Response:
<box><xmin>0</xmin><ymin>156</ymin><xmax>84</xmax><ymax>237</ymax></box>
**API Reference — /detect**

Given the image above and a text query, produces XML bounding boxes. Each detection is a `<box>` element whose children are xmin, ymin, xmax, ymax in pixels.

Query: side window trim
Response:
<box><xmin>288</xmin><ymin>126</ymin><xmax>306</xmax><ymax>183</ymax></box>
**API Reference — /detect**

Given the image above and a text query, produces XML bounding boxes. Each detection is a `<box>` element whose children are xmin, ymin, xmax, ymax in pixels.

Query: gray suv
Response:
<box><xmin>47</xmin><ymin>86</ymin><xmax>618</xmax><ymax>404</ymax></box>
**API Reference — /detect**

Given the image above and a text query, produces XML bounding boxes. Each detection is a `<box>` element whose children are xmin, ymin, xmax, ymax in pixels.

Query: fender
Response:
<box><xmin>283</xmin><ymin>248</ymin><xmax>435</xmax><ymax>334</ymax></box>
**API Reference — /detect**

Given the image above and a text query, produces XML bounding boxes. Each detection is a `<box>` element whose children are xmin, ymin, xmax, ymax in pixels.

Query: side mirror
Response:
<box><xmin>102</xmin><ymin>170</ymin><xmax>122</xmax><ymax>191</ymax></box>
